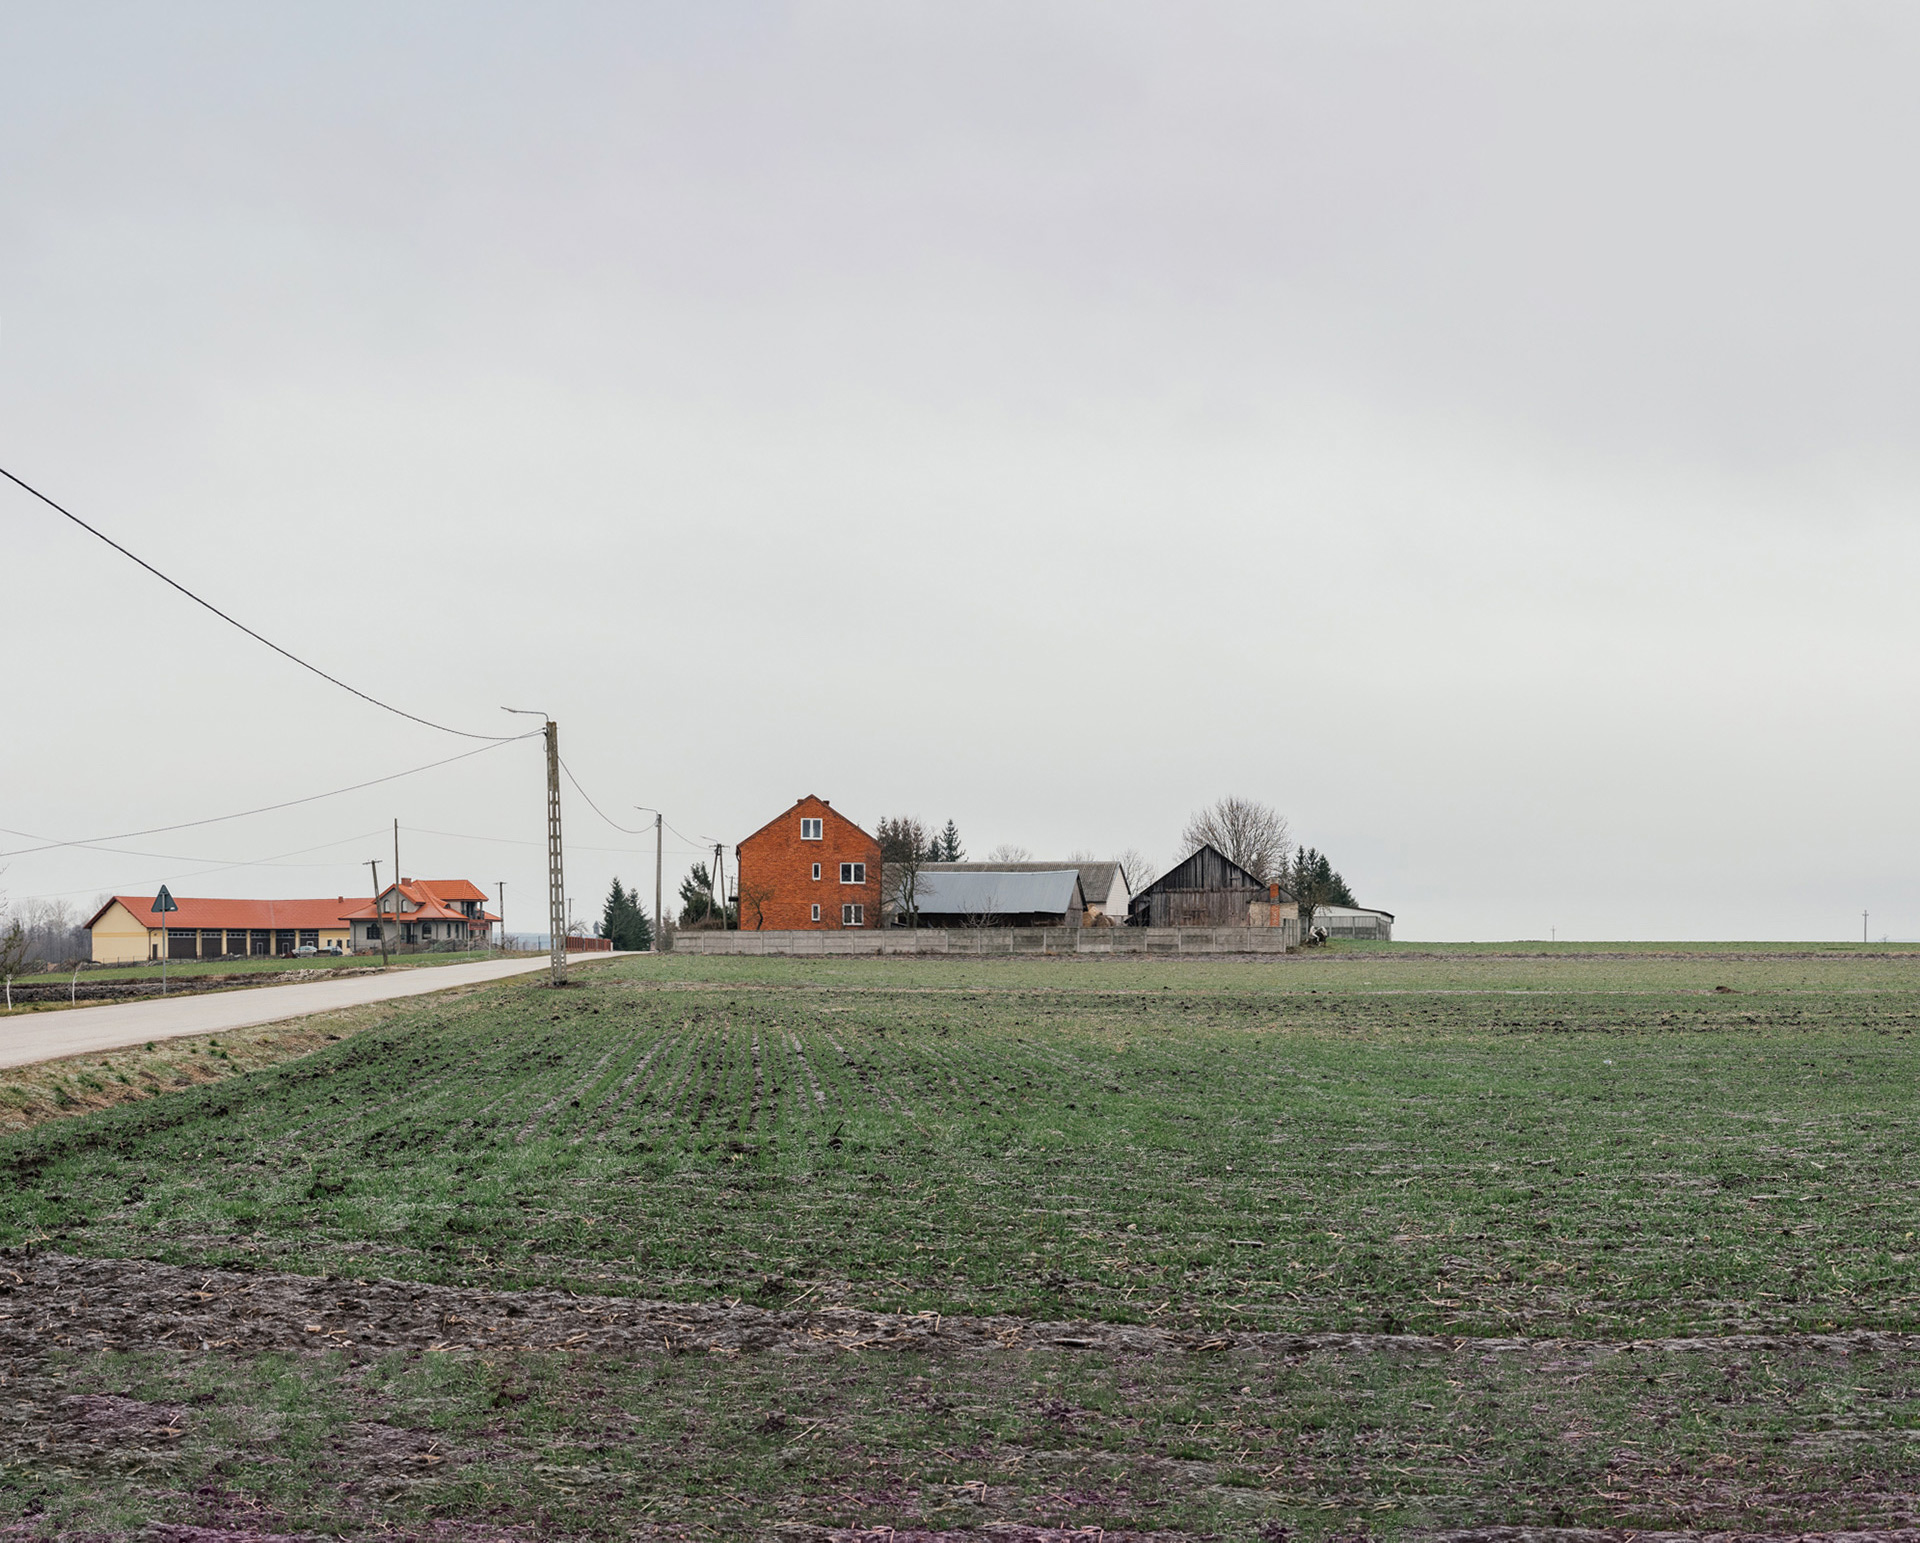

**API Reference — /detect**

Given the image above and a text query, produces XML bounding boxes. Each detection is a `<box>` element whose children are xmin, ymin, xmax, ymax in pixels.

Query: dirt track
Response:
<box><xmin>3</xmin><ymin>1251</ymin><xmax>1909</xmax><ymax>1365</ymax></box>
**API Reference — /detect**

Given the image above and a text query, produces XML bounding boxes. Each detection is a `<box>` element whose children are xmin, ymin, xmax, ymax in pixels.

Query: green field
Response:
<box><xmin>4</xmin><ymin>947</ymin><xmax>1919</xmax><ymax>1538</ymax></box>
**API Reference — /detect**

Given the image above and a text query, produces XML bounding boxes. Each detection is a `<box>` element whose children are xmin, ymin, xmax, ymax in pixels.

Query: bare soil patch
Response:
<box><xmin>6</xmin><ymin>1252</ymin><xmax>1911</xmax><ymax>1364</ymax></box>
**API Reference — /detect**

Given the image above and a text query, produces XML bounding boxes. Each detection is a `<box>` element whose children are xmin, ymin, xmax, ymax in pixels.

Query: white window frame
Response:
<box><xmin>800</xmin><ymin>817</ymin><xmax>823</xmax><ymax>840</ymax></box>
<box><xmin>839</xmin><ymin>862</ymin><xmax>866</xmax><ymax>884</ymax></box>
<box><xmin>811</xmin><ymin>863</ymin><xmax>821</xmax><ymax>881</ymax></box>
<box><xmin>842</xmin><ymin>903</ymin><xmax>864</xmax><ymax>926</ymax></box>
<box><xmin>811</xmin><ymin>903</ymin><xmax>821</xmax><ymax>922</ymax></box>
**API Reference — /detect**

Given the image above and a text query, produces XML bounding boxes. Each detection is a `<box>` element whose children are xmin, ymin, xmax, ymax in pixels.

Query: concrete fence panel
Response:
<box><xmin>667</xmin><ymin>926</ymin><xmax>1296</xmax><ymax>957</ymax></box>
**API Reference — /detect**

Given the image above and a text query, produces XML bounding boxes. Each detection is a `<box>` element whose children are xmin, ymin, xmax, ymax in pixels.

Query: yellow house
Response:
<box><xmin>84</xmin><ymin>895</ymin><xmax>363</xmax><ymax>964</ymax></box>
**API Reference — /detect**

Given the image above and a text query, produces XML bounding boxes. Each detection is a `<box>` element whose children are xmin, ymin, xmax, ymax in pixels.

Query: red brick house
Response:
<box><xmin>735</xmin><ymin>795</ymin><xmax>881</xmax><ymax>930</ymax></box>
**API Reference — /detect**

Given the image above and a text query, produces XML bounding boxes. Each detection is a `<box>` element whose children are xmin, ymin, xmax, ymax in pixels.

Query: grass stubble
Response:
<box><xmin>0</xmin><ymin>948</ymin><xmax>1917</xmax><ymax>1539</ymax></box>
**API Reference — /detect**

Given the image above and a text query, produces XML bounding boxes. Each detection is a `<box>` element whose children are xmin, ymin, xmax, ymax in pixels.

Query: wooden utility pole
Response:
<box><xmin>368</xmin><ymin>859</ymin><xmax>390</xmax><ymax>968</ymax></box>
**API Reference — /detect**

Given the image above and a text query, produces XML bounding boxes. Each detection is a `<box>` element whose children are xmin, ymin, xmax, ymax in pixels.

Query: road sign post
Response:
<box><xmin>150</xmin><ymin>885</ymin><xmax>179</xmax><ymax>995</ymax></box>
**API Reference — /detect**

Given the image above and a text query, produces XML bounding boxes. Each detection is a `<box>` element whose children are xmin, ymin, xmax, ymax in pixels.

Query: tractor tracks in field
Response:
<box><xmin>2</xmin><ymin>1252</ymin><xmax>1911</xmax><ymax>1367</ymax></box>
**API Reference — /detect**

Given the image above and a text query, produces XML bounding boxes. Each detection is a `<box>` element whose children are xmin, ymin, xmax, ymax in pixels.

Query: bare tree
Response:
<box><xmin>0</xmin><ymin>917</ymin><xmax>30</xmax><ymax>986</ymax></box>
<box><xmin>961</xmin><ymin>892</ymin><xmax>1002</xmax><ymax>929</ymax></box>
<box><xmin>1115</xmin><ymin>848</ymin><xmax>1155</xmax><ymax>898</ymax></box>
<box><xmin>987</xmin><ymin>843</ymin><xmax>1031</xmax><ymax>862</ymax></box>
<box><xmin>22</xmin><ymin>898</ymin><xmax>86</xmax><ymax>964</ymax></box>
<box><xmin>877</xmin><ymin>815</ymin><xmax>933</xmax><ymax>929</ymax></box>
<box><xmin>738</xmin><ymin>877</ymin><xmax>776</xmax><ymax>931</ymax></box>
<box><xmin>1180</xmin><ymin>796</ymin><xmax>1291</xmax><ymax>884</ymax></box>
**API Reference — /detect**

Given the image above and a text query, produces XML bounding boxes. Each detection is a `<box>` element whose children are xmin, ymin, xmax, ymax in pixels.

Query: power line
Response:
<box><xmin>557</xmin><ymin>758</ymin><xmax>711</xmax><ymax>847</ymax></box>
<box><xmin>2</xmin><ymin>462</ymin><xmax>516</xmax><ymax>742</ymax></box>
<box><xmin>0</xmin><ymin>735</ymin><xmax>537</xmax><ymax>859</ymax></box>
<box><xmin>0</xmin><ymin>823</ymin><xmax>390</xmax><ymax>869</ymax></box>
<box><xmin>402</xmin><ymin>824</ymin><xmax>706</xmax><ymax>858</ymax></box>
<box><xmin>557</xmin><ymin>758</ymin><xmax>648</xmax><ymax>834</ymax></box>
<box><xmin>7</xmin><ymin>827</ymin><xmax>393</xmax><ymax>902</ymax></box>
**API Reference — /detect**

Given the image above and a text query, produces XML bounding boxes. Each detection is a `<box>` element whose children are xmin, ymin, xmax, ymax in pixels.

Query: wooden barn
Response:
<box><xmin>1127</xmin><ymin>845</ymin><xmax>1277</xmax><ymax>928</ymax></box>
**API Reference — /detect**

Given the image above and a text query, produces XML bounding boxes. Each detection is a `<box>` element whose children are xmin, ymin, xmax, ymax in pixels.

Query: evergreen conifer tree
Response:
<box><xmin>937</xmin><ymin>819</ymin><xmax>964</xmax><ymax>862</ymax></box>
<box><xmin>598</xmin><ymin>878</ymin><xmax>654</xmax><ymax>950</ymax></box>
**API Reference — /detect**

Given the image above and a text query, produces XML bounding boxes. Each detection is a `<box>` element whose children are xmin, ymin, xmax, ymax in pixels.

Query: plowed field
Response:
<box><xmin>2</xmin><ymin>949</ymin><xmax>1918</xmax><ymax>1540</ymax></box>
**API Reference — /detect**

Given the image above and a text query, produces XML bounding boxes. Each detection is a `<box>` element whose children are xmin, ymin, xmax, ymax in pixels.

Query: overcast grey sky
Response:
<box><xmin>4</xmin><ymin>2</ymin><xmax>1917</xmax><ymax>940</ymax></box>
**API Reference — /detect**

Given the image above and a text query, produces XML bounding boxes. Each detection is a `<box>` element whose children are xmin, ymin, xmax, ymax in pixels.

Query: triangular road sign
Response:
<box><xmin>151</xmin><ymin>885</ymin><xmax>178</xmax><ymax>914</ymax></box>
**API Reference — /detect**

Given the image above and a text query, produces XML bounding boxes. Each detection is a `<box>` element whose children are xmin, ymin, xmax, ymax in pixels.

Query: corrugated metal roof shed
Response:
<box><xmin>924</xmin><ymin>860</ymin><xmax>1122</xmax><ymax>907</ymax></box>
<box><xmin>913</xmin><ymin>869</ymin><xmax>1082</xmax><ymax>916</ymax></box>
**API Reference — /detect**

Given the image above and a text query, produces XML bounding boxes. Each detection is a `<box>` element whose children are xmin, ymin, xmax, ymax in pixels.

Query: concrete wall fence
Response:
<box><xmin>671</xmin><ymin>924</ymin><xmax>1297</xmax><ymax>956</ymax></box>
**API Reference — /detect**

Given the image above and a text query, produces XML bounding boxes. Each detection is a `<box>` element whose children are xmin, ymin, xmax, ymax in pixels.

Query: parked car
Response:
<box><xmin>292</xmin><ymin>944</ymin><xmax>319</xmax><ymax>957</ymax></box>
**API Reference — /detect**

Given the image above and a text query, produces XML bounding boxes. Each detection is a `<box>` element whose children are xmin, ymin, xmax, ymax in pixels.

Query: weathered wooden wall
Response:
<box><xmin>1128</xmin><ymin>845</ymin><xmax>1274</xmax><ymax>929</ymax></box>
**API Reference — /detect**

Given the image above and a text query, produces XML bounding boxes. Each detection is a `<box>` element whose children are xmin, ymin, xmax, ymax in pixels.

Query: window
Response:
<box><xmin>811</xmin><ymin>863</ymin><xmax>821</xmax><ymax>881</ymax></box>
<box><xmin>800</xmin><ymin>817</ymin><xmax>823</xmax><ymax>840</ymax></box>
<box><xmin>810</xmin><ymin>903</ymin><xmax>821</xmax><ymax>922</ymax></box>
<box><xmin>842</xmin><ymin>903</ymin><xmax>864</xmax><ymax>926</ymax></box>
<box><xmin>839</xmin><ymin>862</ymin><xmax>866</xmax><ymax>884</ymax></box>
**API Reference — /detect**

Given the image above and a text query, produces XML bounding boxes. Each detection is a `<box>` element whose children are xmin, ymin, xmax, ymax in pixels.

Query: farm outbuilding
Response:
<box><xmin>920</xmin><ymin>860</ymin><xmax>1131</xmax><ymax>923</ymax></box>
<box><xmin>1127</xmin><ymin>845</ymin><xmax>1284</xmax><ymax>928</ymax></box>
<box><xmin>84</xmin><ymin>896</ymin><xmax>360</xmax><ymax>963</ymax></box>
<box><xmin>906</xmin><ymin>869</ymin><xmax>1087</xmax><ymax>928</ymax></box>
<box><xmin>1308</xmin><ymin>904</ymin><xmax>1395</xmax><ymax>941</ymax></box>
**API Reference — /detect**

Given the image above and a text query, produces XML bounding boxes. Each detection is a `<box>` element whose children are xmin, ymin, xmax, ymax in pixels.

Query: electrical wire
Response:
<box><xmin>557</xmin><ymin>758</ymin><xmax>648</xmax><ymax>834</ymax></box>
<box><xmin>557</xmin><ymin>758</ymin><xmax>713</xmax><ymax>847</ymax></box>
<box><xmin>7</xmin><ymin>827</ymin><xmax>395</xmax><ymax>902</ymax></box>
<box><xmin>0</xmin><ymin>823</ymin><xmax>390</xmax><ymax>868</ymax></box>
<box><xmin>2</xmin><ymin>463</ymin><xmax>517</xmax><ymax>742</ymax></box>
<box><xmin>402</xmin><ymin>824</ymin><xmax>706</xmax><ymax>858</ymax></box>
<box><xmin>0</xmin><ymin>734</ymin><xmax>538</xmax><ymax>859</ymax></box>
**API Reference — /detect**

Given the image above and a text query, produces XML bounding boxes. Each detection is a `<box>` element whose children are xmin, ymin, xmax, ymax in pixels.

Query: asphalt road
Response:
<box><xmin>0</xmin><ymin>952</ymin><xmax>637</xmax><ymax>1071</ymax></box>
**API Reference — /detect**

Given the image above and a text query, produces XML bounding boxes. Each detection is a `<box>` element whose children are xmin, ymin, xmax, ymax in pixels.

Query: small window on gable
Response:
<box><xmin>839</xmin><ymin>862</ymin><xmax>866</xmax><ymax>884</ymax></box>
<box><xmin>800</xmin><ymin>817</ymin><xmax>823</xmax><ymax>840</ymax></box>
<box><xmin>811</xmin><ymin>863</ymin><xmax>821</xmax><ymax>881</ymax></box>
<box><xmin>811</xmin><ymin>903</ymin><xmax>821</xmax><ymax>922</ymax></box>
<box><xmin>842</xmin><ymin>903</ymin><xmax>864</xmax><ymax>926</ymax></box>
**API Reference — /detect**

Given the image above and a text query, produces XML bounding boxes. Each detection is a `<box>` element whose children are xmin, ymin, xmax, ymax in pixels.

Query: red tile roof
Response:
<box><xmin>339</xmin><ymin>879</ymin><xmax>496</xmax><ymax>924</ymax></box>
<box><xmin>87</xmin><ymin>896</ymin><xmax>367</xmax><ymax>931</ymax></box>
<box><xmin>417</xmin><ymin>879</ymin><xmax>488</xmax><ymax>903</ymax></box>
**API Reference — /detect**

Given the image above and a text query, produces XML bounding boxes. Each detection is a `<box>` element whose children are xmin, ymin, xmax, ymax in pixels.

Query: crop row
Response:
<box><xmin>3</xmin><ymin>965</ymin><xmax>1919</xmax><ymax>1337</ymax></box>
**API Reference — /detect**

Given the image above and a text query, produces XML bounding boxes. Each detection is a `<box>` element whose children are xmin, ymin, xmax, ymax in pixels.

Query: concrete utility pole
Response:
<box><xmin>712</xmin><ymin>842</ymin><xmax>725</xmax><ymax>929</ymax></box>
<box><xmin>496</xmin><ymin>882</ymin><xmax>505</xmax><ymax>951</ymax></box>
<box><xmin>394</xmin><ymin>819</ymin><xmax>404</xmax><ymax>949</ymax></box>
<box><xmin>634</xmin><ymin>806</ymin><xmax>665</xmax><ymax>951</ymax></box>
<box><xmin>368</xmin><ymin>859</ymin><xmax>390</xmax><ymax>968</ymax></box>
<box><xmin>503</xmin><ymin>709</ymin><xmax>566</xmax><ymax>986</ymax></box>
<box><xmin>545</xmin><ymin>723</ymin><xmax>565</xmax><ymax>982</ymax></box>
<box><xmin>1864</xmin><ymin>910</ymin><xmax>1870</xmax><ymax>944</ymax></box>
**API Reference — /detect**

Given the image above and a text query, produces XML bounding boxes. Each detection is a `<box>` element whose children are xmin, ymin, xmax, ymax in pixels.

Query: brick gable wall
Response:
<box><xmin>735</xmin><ymin>796</ymin><xmax>882</xmax><ymax>930</ymax></box>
